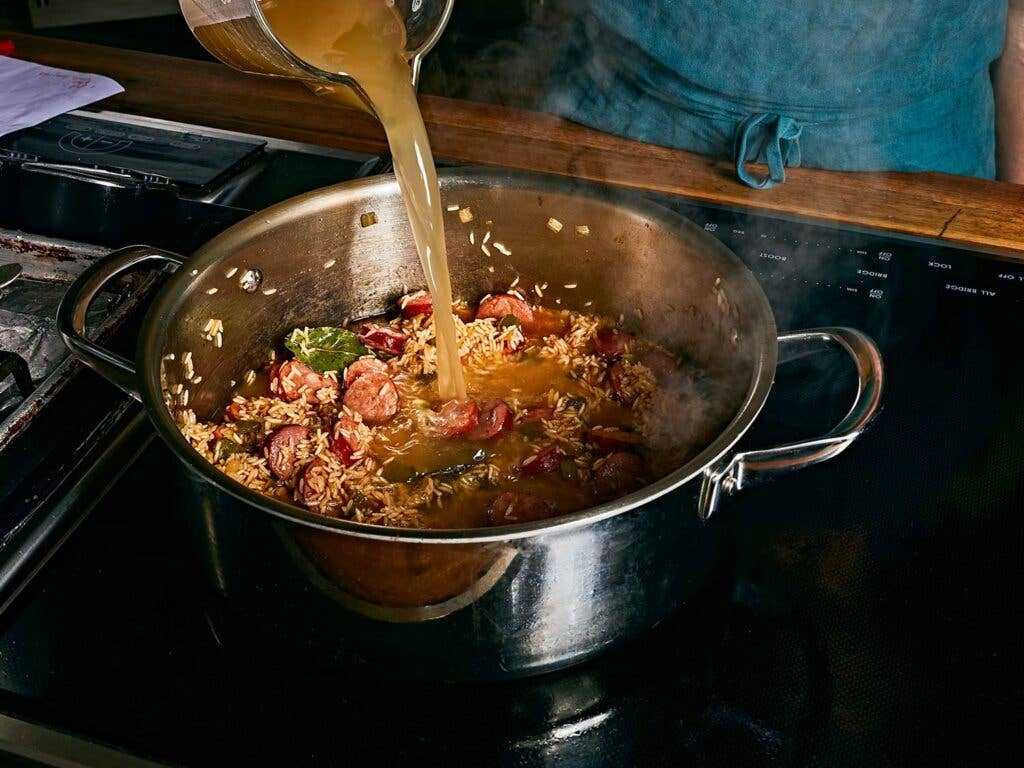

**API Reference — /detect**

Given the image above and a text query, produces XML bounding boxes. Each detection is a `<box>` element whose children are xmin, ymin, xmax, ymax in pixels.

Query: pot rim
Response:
<box><xmin>138</xmin><ymin>167</ymin><xmax>778</xmax><ymax>543</ymax></box>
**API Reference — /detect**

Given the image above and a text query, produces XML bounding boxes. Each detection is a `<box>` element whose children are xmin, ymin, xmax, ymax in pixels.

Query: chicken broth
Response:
<box><xmin>372</xmin><ymin>351</ymin><xmax>630</xmax><ymax>528</ymax></box>
<box><xmin>192</xmin><ymin>0</ymin><xmax>466</xmax><ymax>400</ymax></box>
<box><xmin>260</xmin><ymin>0</ymin><xmax>466</xmax><ymax>401</ymax></box>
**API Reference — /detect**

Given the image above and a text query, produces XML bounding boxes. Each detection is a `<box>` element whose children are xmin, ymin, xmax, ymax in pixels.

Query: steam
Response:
<box><xmin>419</xmin><ymin>0</ymin><xmax>1001</xmax><ymax>184</ymax></box>
<box><xmin>413</xmin><ymin>1</ymin><xmax>909</xmax><ymax>465</ymax></box>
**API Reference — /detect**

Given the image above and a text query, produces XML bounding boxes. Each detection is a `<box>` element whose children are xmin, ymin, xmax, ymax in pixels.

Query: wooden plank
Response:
<box><xmin>6</xmin><ymin>32</ymin><xmax>1024</xmax><ymax>255</ymax></box>
<box><xmin>941</xmin><ymin>207</ymin><xmax>1024</xmax><ymax>254</ymax></box>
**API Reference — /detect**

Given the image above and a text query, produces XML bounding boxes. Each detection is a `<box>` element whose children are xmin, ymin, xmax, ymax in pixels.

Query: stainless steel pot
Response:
<box><xmin>57</xmin><ymin>168</ymin><xmax>883</xmax><ymax>679</ymax></box>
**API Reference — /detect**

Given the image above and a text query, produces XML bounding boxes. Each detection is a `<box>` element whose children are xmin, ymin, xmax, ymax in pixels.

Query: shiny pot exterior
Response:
<box><xmin>181</xmin><ymin>464</ymin><xmax>721</xmax><ymax>679</ymax></box>
<box><xmin>59</xmin><ymin>168</ymin><xmax>882</xmax><ymax>679</ymax></box>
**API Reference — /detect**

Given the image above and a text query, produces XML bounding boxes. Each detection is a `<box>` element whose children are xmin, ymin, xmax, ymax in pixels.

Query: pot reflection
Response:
<box><xmin>183</xmin><ymin>465</ymin><xmax>722</xmax><ymax>679</ymax></box>
<box><xmin>290</xmin><ymin>528</ymin><xmax>517</xmax><ymax>620</ymax></box>
<box><xmin>197</xmin><ymin>566</ymin><xmax>819</xmax><ymax>767</ymax></box>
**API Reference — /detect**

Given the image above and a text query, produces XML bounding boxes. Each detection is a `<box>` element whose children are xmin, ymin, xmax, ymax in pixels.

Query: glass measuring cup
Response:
<box><xmin>179</xmin><ymin>0</ymin><xmax>454</xmax><ymax>109</ymax></box>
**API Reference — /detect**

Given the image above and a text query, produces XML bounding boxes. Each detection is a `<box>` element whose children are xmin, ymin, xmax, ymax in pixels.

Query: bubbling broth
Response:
<box><xmin>196</xmin><ymin>0</ymin><xmax>466</xmax><ymax>400</ymax></box>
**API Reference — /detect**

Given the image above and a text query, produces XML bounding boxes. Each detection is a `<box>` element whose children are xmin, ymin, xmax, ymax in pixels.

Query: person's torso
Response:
<box><xmin>548</xmin><ymin>0</ymin><xmax>1006</xmax><ymax>181</ymax></box>
<box><xmin>586</xmin><ymin>0</ymin><xmax>1005</xmax><ymax>112</ymax></box>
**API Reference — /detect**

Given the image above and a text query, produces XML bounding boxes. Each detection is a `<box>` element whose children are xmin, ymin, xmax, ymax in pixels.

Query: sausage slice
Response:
<box><xmin>592</xmin><ymin>327</ymin><xmax>632</xmax><ymax>360</ymax></box>
<box><xmin>486</xmin><ymin>491</ymin><xmax>554</xmax><ymax>526</ymax></box>
<box><xmin>273</xmin><ymin>359</ymin><xmax>340</xmax><ymax>404</ymax></box>
<box><xmin>476</xmin><ymin>293</ymin><xmax>534</xmax><ymax>325</ymax></box>
<box><xmin>264</xmin><ymin>424</ymin><xmax>309</xmax><ymax>480</ymax></box>
<box><xmin>343</xmin><ymin>371</ymin><xmax>400</xmax><ymax>425</ymax></box>
<box><xmin>520</xmin><ymin>405</ymin><xmax>555</xmax><ymax>424</ymax></box>
<box><xmin>639</xmin><ymin>349</ymin><xmax>679</xmax><ymax>383</ymax></box>
<box><xmin>594</xmin><ymin>451</ymin><xmax>647</xmax><ymax>499</ymax></box>
<box><xmin>606</xmin><ymin>361</ymin><xmax>634</xmax><ymax>404</ymax></box>
<box><xmin>467</xmin><ymin>398</ymin><xmax>513</xmax><ymax>440</ymax></box>
<box><xmin>400</xmin><ymin>290</ymin><xmax>433</xmax><ymax>318</ymax></box>
<box><xmin>520</xmin><ymin>444</ymin><xmax>565</xmax><ymax>475</ymax></box>
<box><xmin>357</xmin><ymin>323</ymin><xmax>408</xmax><ymax>356</ymax></box>
<box><xmin>586</xmin><ymin>426</ymin><xmax>644</xmax><ymax>452</ymax></box>
<box><xmin>343</xmin><ymin>356</ymin><xmax>388</xmax><ymax>388</ymax></box>
<box><xmin>296</xmin><ymin>458</ymin><xmax>331</xmax><ymax>507</ymax></box>
<box><xmin>432</xmin><ymin>399</ymin><xmax>481</xmax><ymax>438</ymax></box>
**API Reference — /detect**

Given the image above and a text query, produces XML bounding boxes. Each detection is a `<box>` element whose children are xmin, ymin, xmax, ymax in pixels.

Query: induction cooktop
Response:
<box><xmin>1</xmin><ymin>112</ymin><xmax>1021</xmax><ymax>767</ymax></box>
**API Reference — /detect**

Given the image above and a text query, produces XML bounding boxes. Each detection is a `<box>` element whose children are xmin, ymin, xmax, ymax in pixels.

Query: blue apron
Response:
<box><xmin>544</xmin><ymin>1</ymin><xmax>1006</xmax><ymax>188</ymax></box>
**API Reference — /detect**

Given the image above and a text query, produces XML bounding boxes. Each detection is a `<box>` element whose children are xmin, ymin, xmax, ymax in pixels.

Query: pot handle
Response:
<box><xmin>56</xmin><ymin>245</ymin><xmax>185</xmax><ymax>400</ymax></box>
<box><xmin>698</xmin><ymin>327</ymin><xmax>883</xmax><ymax>519</ymax></box>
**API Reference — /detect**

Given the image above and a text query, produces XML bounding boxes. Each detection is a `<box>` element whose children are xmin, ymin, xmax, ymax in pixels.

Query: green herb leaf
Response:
<box><xmin>343</xmin><ymin>491</ymin><xmax>366</xmax><ymax>518</ymax></box>
<box><xmin>383</xmin><ymin>462</ymin><xmax>418</xmax><ymax>483</ymax></box>
<box><xmin>284</xmin><ymin>327</ymin><xmax>368</xmax><ymax>374</ymax></box>
<box><xmin>381</xmin><ymin>449</ymin><xmax>487</xmax><ymax>485</ymax></box>
<box><xmin>499</xmin><ymin>314</ymin><xmax>521</xmax><ymax>329</ymax></box>
<box><xmin>521</xmin><ymin>423</ymin><xmax>543</xmax><ymax>440</ymax></box>
<box><xmin>214</xmin><ymin>439</ymin><xmax>248</xmax><ymax>462</ymax></box>
<box><xmin>564</xmin><ymin>396</ymin><xmax>587</xmax><ymax>412</ymax></box>
<box><xmin>559</xmin><ymin>458</ymin><xmax>578</xmax><ymax>481</ymax></box>
<box><xmin>230</xmin><ymin>420</ymin><xmax>263</xmax><ymax>448</ymax></box>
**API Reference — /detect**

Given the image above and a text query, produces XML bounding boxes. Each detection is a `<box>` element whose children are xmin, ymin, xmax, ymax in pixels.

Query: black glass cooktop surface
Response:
<box><xmin>1</xmin><ymin>198</ymin><xmax>1022</xmax><ymax>767</ymax></box>
<box><xmin>0</xmin><ymin>113</ymin><xmax>266</xmax><ymax>190</ymax></box>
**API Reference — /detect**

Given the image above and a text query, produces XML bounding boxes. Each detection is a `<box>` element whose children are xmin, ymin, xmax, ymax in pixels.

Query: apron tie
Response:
<box><xmin>733</xmin><ymin>113</ymin><xmax>803</xmax><ymax>189</ymax></box>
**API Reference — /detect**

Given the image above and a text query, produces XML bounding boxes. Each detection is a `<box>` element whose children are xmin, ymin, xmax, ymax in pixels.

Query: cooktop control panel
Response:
<box><xmin>666</xmin><ymin>199</ymin><xmax>1021</xmax><ymax>310</ymax></box>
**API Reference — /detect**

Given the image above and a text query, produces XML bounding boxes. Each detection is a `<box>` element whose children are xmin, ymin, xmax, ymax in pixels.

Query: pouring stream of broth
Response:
<box><xmin>257</xmin><ymin>0</ymin><xmax>467</xmax><ymax>400</ymax></box>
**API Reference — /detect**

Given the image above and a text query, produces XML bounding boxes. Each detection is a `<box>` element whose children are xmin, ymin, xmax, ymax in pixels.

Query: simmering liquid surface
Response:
<box><xmin>194</xmin><ymin>0</ymin><xmax>466</xmax><ymax>400</ymax></box>
<box><xmin>179</xmin><ymin>301</ymin><xmax>706</xmax><ymax>530</ymax></box>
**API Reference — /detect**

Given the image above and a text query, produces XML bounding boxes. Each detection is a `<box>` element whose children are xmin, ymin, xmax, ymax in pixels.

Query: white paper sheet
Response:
<box><xmin>0</xmin><ymin>56</ymin><xmax>124</xmax><ymax>138</ymax></box>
